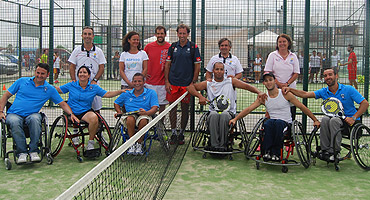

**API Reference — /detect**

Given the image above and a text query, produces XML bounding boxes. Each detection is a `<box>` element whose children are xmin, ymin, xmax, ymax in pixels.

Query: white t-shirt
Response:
<box><xmin>331</xmin><ymin>54</ymin><xmax>340</xmax><ymax>67</ymax></box>
<box><xmin>254</xmin><ymin>57</ymin><xmax>262</xmax><ymax>72</ymax></box>
<box><xmin>53</xmin><ymin>57</ymin><xmax>60</xmax><ymax>69</ymax></box>
<box><xmin>68</xmin><ymin>45</ymin><xmax>106</xmax><ymax>81</ymax></box>
<box><xmin>206</xmin><ymin>77</ymin><xmax>236</xmax><ymax>114</ymax></box>
<box><xmin>310</xmin><ymin>55</ymin><xmax>321</xmax><ymax>68</ymax></box>
<box><xmin>119</xmin><ymin>50</ymin><xmax>149</xmax><ymax>86</ymax></box>
<box><xmin>206</xmin><ymin>53</ymin><xmax>243</xmax><ymax>78</ymax></box>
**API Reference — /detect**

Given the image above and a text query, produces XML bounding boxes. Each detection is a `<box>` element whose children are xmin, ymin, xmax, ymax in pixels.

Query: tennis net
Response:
<box><xmin>56</xmin><ymin>92</ymin><xmax>191</xmax><ymax>200</ymax></box>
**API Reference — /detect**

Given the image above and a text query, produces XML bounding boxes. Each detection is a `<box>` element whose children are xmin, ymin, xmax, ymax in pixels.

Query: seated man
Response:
<box><xmin>0</xmin><ymin>63</ymin><xmax>78</xmax><ymax>163</ymax></box>
<box><xmin>283</xmin><ymin>67</ymin><xmax>368</xmax><ymax>161</ymax></box>
<box><xmin>230</xmin><ymin>72</ymin><xmax>320</xmax><ymax>161</ymax></box>
<box><xmin>187</xmin><ymin>62</ymin><xmax>266</xmax><ymax>151</ymax></box>
<box><xmin>114</xmin><ymin>73</ymin><xmax>159</xmax><ymax>155</ymax></box>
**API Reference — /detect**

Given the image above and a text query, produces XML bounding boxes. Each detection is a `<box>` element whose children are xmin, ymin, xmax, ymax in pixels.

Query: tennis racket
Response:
<box><xmin>209</xmin><ymin>94</ymin><xmax>230</xmax><ymax>112</ymax></box>
<box><xmin>321</xmin><ymin>97</ymin><xmax>345</xmax><ymax>119</ymax></box>
<box><xmin>115</xmin><ymin>110</ymin><xmax>140</xmax><ymax>118</ymax></box>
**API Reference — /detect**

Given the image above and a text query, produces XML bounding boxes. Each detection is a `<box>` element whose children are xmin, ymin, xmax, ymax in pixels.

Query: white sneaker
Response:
<box><xmin>30</xmin><ymin>152</ymin><xmax>41</xmax><ymax>162</ymax></box>
<box><xmin>135</xmin><ymin>143</ymin><xmax>144</xmax><ymax>155</ymax></box>
<box><xmin>72</xmin><ymin>137</ymin><xmax>80</xmax><ymax>146</ymax></box>
<box><xmin>18</xmin><ymin>153</ymin><xmax>28</xmax><ymax>163</ymax></box>
<box><xmin>127</xmin><ymin>144</ymin><xmax>136</xmax><ymax>155</ymax></box>
<box><xmin>87</xmin><ymin>140</ymin><xmax>95</xmax><ymax>150</ymax></box>
<box><xmin>329</xmin><ymin>152</ymin><xmax>341</xmax><ymax>161</ymax></box>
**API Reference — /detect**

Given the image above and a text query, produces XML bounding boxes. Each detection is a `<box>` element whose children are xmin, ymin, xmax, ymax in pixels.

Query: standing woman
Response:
<box><xmin>264</xmin><ymin>34</ymin><xmax>300</xmax><ymax>119</ymax></box>
<box><xmin>119</xmin><ymin>31</ymin><xmax>148</xmax><ymax>89</ymax></box>
<box><xmin>112</xmin><ymin>51</ymin><xmax>120</xmax><ymax>80</ymax></box>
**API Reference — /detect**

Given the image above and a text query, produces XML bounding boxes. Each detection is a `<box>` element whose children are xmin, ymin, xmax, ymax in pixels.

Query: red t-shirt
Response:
<box><xmin>144</xmin><ymin>41</ymin><xmax>171</xmax><ymax>85</ymax></box>
<box><xmin>348</xmin><ymin>51</ymin><xmax>357</xmax><ymax>70</ymax></box>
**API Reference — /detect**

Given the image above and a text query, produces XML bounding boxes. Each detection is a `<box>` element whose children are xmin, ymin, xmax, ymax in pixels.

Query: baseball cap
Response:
<box><xmin>262</xmin><ymin>72</ymin><xmax>275</xmax><ymax>80</ymax></box>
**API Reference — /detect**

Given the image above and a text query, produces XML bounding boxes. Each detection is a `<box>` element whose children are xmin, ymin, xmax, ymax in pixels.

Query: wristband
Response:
<box><xmin>93</xmin><ymin>78</ymin><xmax>98</xmax><ymax>82</ymax></box>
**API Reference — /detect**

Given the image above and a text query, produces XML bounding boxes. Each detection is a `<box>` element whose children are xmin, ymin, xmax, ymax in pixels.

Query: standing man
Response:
<box><xmin>309</xmin><ymin>50</ymin><xmax>321</xmax><ymax>83</ymax></box>
<box><xmin>205</xmin><ymin>38</ymin><xmax>243</xmax><ymax>81</ymax></box>
<box><xmin>341</xmin><ymin>44</ymin><xmax>358</xmax><ymax>89</ymax></box>
<box><xmin>68</xmin><ymin>26</ymin><xmax>106</xmax><ymax>112</ymax></box>
<box><xmin>40</xmin><ymin>49</ymin><xmax>48</xmax><ymax>64</ymax></box>
<box><xmin>283</xmin><ymin>67</ymin><xmax>368</xmax><ymax>161</ymax></box>
<box><xmin>330</xmin><ymin>50</ymin><xmax>340</xmax><ymax>72</ymax></box>
<box><xmin>165</xmin><ymin>24</ymin><xmax>201</xmax><ymax>145</ymax></box>
<box><xmin>144</xmin><ymin>26</ymin><xmax>171</xmax><ymax>113</ymax></box>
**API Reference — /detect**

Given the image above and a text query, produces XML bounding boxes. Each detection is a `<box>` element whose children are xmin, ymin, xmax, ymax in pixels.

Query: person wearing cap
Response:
<box><xmin>230</xmin><ymin>72</ymin><xmax>320</xmax><ymax>161</ymax></box>
<box><xmin>340</xmin><ymin>44</ymin><xmax>358</xmax><ymax>89</ymax></box>
<box><xmin>187</xmin><ymin>62</ymin><xmax>265</xmax><ymax>151</ymax></box>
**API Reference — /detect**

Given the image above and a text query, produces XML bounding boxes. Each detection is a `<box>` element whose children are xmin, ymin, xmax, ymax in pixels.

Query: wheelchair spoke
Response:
<box><xmin>351</xmin><ymin>123</ymin><xmax>370</xmax><ymax>170</ymax></box>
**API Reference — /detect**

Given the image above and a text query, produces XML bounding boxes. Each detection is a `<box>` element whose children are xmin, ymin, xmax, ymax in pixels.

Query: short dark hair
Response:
<box><xmin>82</xmin><ymin>26</ymin><xmax>94</xmax><ymax>35</ymax></box>
<box><xmin>77</xmin><ymin>66</ymin><xmax>91</xmax><ymax>75</ymax></box>
<box><xmin>276</xmin><ymin>34</ymin><xmax>292</xmax><ymax>50</ymax></box>
<box><xmin>348</xmin><ymin>44</ymin><xmax>354</xmax><ymax>50</ymax></box>
<box><xmin>176</xmin><ymin>24</ymin><xmax>190</xmax><ymax>33</ymax></box>
<box><xmin>218</xmin><ymin>38</ymin><xmax>232</xmax><ymax>48</ymax></box>
<box><xmin>133</xmin><ymin>73</ymin><xmax>145</xmax><ymax>81</ymax></box>
<box><xmin>324</xmin><ymin>67</ymin><xmax>338</xmax><ymax>75</ymax></box>
<box><xmin>213</xmin><ymin>62</ymin><xmax>224</xmax><ymax>69</ymax></box>
<box><xmin>36</xmin><ymin>63</ymin><xmax>50</xmax><ymax>73</ymax></box>
<box><xmin>262</xmin><ymin>72</ymin><xmax>275</xmax><ymax>80</ymax></box>
<box><xmin>155</xmin><ymin>26</ymin><xmax>167</xmax><ymax>34</ymax></box>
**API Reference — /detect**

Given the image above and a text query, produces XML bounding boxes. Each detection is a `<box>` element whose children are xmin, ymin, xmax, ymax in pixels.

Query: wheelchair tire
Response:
<box><xmin>156</xmin><ymin>120</ymin><xmax>170</xmax><ymax>152</ymax></box>
<box><xmin>350</xmin><ymin>123</ymin><xmax>370</xmax><ymax>171</ymax></box>
<box><xmin>5</xmin><ymin>158</ymin><xmax>11</xmax><ymax>170</ymax></box>
<box><xmin>49</xmin><ymin>115</ymin><xmax>68</xmax><ymax>157</ymax></box>
<box><xmin>0</xmin><ymin>120</ymin><xmax>6</xmax><ymax>159</ymax></box>
<box><xmin>236</xmin><ymin>118</ymin><xmax>248</xmax><ymax>149</ymax></box>
<box><xmin>308</xmin><ymin>127</ymin><xmax>320</xmax><ymax>166</ymax></box>
<box><xmin>292</xmin><ymin>120</ymin><xmax>311</xmax><ymax>169</ymax></box>
<box><xmin>95</xmin><ymin>113</ymin><xmax>112</xmax><ymax>156</ymax></box>
<box><xmin>245</xmin><ymin>118</ymin><xmax>265</xmax><ymax>159</ymax></box>
<box><xmin>191</xmin><ymin>113</ymin><xmax>208</xmax><ymax>148</ymax></box>
<box><xmin>109</xmin><ymin>119</ymin><xmax>124</xmax><ymax>153</ymax></box>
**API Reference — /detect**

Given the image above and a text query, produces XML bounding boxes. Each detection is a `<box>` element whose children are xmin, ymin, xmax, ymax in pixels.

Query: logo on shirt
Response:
<box><xmin>44</xmin><ymin>87</ymin><xmax>48</xmax><ymax>92</ymax></box>
<box><xmin>289</xmin><ymin>58</ymin><xmax>294</xmax><ymax>64</ymax></box>
<box><xmin>341</xmin><ymin>94</ymin><xmax>345</xmax><ymax>99</ymax></box>
<box><xmin>186</xmin><ymin>48</ymin><xmax>190</xmax><ymax>53</ymax></box>
<box><xmin>196</xmin><ymin>57</ymin><xmax>201</xmax><ymax>62</ymax></box>
<box><xmin>174</xmin><ymin>47</ymin><xmax>178</xmax><ymax>53</ymax></box>
<box><xmin>143</xmin><ymin>96</ymin><xmax>146</xmax><ymax>100</ymax></box>
<box><xmin>89</xmin><ymin>86</ymin><xmax>93</xmax><ymax>90</ymax></box>
<box><xmin>129</xmin><ymin>98</ymin><xmax>133</xmax><ymax>102</ymax></box>
<box><xmin>93</xmin><ymin>53</ymin><xmax>97</xmax><ymax>59</ymax></box>
<box><xmin>127</xmin><ymin>63</ymin><xmax>137</xmax><ymax>69</ymax></box>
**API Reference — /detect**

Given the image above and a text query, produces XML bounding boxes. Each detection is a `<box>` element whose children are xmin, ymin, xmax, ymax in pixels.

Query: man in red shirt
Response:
<box><xmin>341</xmin><ymin>44</ymin><xmax>358</xmax><ymax>89</ymax></box>
<box><xmin>144</xmin><ymin>26</ymin><xmax>171</xmax><ymax>113</ymax></box>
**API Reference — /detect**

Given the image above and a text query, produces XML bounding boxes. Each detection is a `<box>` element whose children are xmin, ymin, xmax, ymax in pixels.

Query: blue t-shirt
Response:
<box><xmin>166</xmin><ymin>40</ymin><xmax>201</xmax><ymax>86</ymax></box>
<box><xmin>7</xmin><ymin>77</ymin><xmax>63</xmax><ymax>117</ymax></box>
<box><xmin>114</xmin><ymin>88</ymin><xmax>159</xmax><ymax>113</ymax></box>
<box><xmin>60</xmin><ymin>81</ymin><xmax>107</xmax><ymax>115</ymax></box>
<box><xmin>314</xmin><ymin>83</ymin><xmax>365</xmax><ymax>119</ymax></box>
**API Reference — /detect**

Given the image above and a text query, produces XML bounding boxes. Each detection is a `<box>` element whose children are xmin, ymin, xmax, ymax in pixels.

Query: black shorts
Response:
<box><xmin>75</xmin><ymin>109</ymin><xmax>94</xmax><ymax>120</ymax></box>
<box><xmin>310</xmin><ymin>67</ymin><xmax>320</xmax><ymax>73</ymax></box>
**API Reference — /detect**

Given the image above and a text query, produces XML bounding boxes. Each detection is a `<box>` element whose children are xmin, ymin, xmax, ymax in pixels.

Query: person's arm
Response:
<box><xmin>234</xmin><ymin>72</ymin><xmax>242</xmax><ymax>79</ymax></box>
<box><xmin>91</xmin><ymin>64</ymin><xmax>104</xmax><ymax>84</ymax></box>
<box><xmin>58</xmin><ymin>101</ymin><xmax>79</xmax><ymax>123</ymax></box>
<box><xmin>345</xmin><ymin>99</ymin><xmax>369</xmax><ymax>126</ymax></box>
<box><xmin>205</xmin><ymin>71</ymin><xmax>213</xmax><ymax>81</ymax></box>
<box><xmin>282</xmin><ymin>87</ymin><xmax>316</xmax><ymax>98</ymax></box>
<box><xmin>114</xmin><ymin>103</ymin><xmax>122</xmax><ymax>118</ymax></box>
<box><xmin>284</xmin><ymin>92</ymin><xmax>320</xmax><ymax>127</ymax></box>
<box><xmin>192</xmin><ymin>63</ymin><xmax>201</xmax><ymax>83</ymax></box>
<box><xmin>164</xmin><ymin>61</ymin><xmax>172</xmax><ymax>93</ymax></box>
<box><xmin>55</xmin><ymin>86</ymin><xmax>63</xmax><ymax>94</ymax></box>
<box><xmin>103</xmin><ymin>89</ymin><xmax>127</xmax><ymax>98</ymax></box>
<box><xmin>341</xmin><ymin>58</ymin><xmax>353</xmax><ymax>66</ymax></box>
<box><xmin>232</xmin><ymin>78</ymin><xmax>266</xmax><ymax>101</ymax></box>
<box><xmin>186</xmin><ymin>81</ymin><xmax>208</xmax><ymax>105</ymax></box>
<box><xmin>286</xmin><ymin>73</ymin><xmax>299</xmax><ymax>86</ymax></box>
<box><xmin>119</xmin><ymin>62</ymin><xmax>133</xmax><ymax>88</ymax></box>
<box><xmin>142</xmin><ymin>60</ymin><xmax>148</xmax><ymax>78</ymax></box>
<box><xmin>69</xmin><ymin>63</ymin><xmax>77</xmax><ymax>81</ymax></box>
<box><xmin>0</xmin><ymin>91</ymin><xmax>13</xmax><ymax>120</ymax></box>
<box><xmin>229</xmin><ymin>99</ymin><xmax>261</xmax><ymax>126</ymax></box>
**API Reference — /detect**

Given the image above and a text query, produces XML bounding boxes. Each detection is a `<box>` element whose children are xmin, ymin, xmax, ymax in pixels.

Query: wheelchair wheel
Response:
<box><xmin>245</xmin><ymin>118</ymin><xmax>265</xmax><ymax>159</ymax></box>
<box><xmin>0</xmin><ymin>120</ymin><xmax>6</xmax><ymax>158</ymax></box>
<box><xmin>308</xmin><ymin>127</ymin><xmax>320</xmax><ymax>165</ymax></box>
<box><xmin>350</xmin><ymin>123</ymin><xmax>370</xmax><ymax>170</ymax></box>
<box><xmin>292</xmin><ymin>120</ymin><xmax>311</xmax><ymax>169</ymax></box>
<box><xmin>156</xmin><ymin>120</ymin><xmax>170</xmax><ymax>152</ymax></box>
<box><xmin>109</xmin><ymin>119</ymin><xmax>124</xmax><ymax>153</ymax></box>
<box><xmin>40</xmin><ymin>114</ymin><xmax>49</xmax><ymax>157</ymax></box>
<box><xmin>191</xmin><ymin>113</ymin><xmax>208</xmax><ymax>148</ymax></box>
<box><xmin>236</xmin><ymin>118</ymin><xmax>248</xmax><ymax>149</ymax></box>
<box><xmin>49</xmin><ymin>115</ymin><xmax>68</xmax><ymax>157</ymax></box>
<box><xmin>95</xmin><ymin>113</ymin><xmax>112</xmax><ymax>156</ymax></box>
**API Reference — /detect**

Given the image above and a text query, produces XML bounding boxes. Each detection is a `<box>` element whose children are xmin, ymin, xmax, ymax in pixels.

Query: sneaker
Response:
<box><xmin>329</xmin><ymin>152</ymin><xmax>341</xmax><ymax>162</ymax></box>
<box><xmin>170</xmin><ymin>134</ymin><xmax>177</xmax><ymax>145</ymax></box>
<box><xmin>178</xmin><ymin>133</ymin><xmax>185</xmax><ymax>145</ymax></box>
<box><xmin>271</xmin><ymin>155</ymin><xmax>280</xmax><ymax>162</ymax></box>
<box><xmin>18</xmin><ymin>153</ymin><xmax>28</xmax><ymax>163</ymax></box>
<box><xmin>72</xmin><ymin>137</ymin><xmax>80</xmax><ymax>146</ymax></box>
<box><xmin>30</xmin><ymin>152</ymin><xmax>41</xmax><ymax>162</ymax></box>
<box><xmin>263</xmin><ymin>153</ymin><xmax>271</xmax><ymax>161</ymax></box>
<box><xmin>87</xmin><ymin>140</ymin><xmax>95</xmax><ymax>150</ymax></box>
<box><xmin>127</xmin><ymin>144</ymin><xmax>136</xmax><ymax>155</ymax></box>
<box><xmin>135</xmin><ymin>143</ymin><xmax>144</xmax><ymax>155</ymax></box>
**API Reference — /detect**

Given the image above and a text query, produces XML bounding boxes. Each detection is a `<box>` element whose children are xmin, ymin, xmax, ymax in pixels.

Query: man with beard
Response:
<box><xmin>230</xmin><ymin>72</ymin><xmax>319</xmax><ymax>161</ymax></box>
<box><xmin>340</xmin><ymin>44</ymin><xmax>358</xmax><ymax>89</ymax></box>
<box><xmin>144</xmin><ymin>26</ymin><xmax>171</xmax><ymax>113</ymax></box>
<box><xmin>283</xmin><ymin>67</ymin><xmax>368</xmax><ymax>161</ymax></box>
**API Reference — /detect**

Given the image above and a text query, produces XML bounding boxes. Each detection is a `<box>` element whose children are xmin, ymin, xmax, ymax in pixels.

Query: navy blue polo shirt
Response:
<box><xmin>7</xmin><ymin>77</ymin><xmax>64</xmax><ymax>117</ymax></box>
<box><xmin>166</xmin><ymin>40</ymin><xmax>201</xmax><ymax>86</ymax></box>
<box><xmin>314</xmin><ymin>83</ymin><xmax>365</xmax><ymax>119</ymax></box>
<box><xmin>114</xmin><ymin>88</ymin><xmax>159</xmax><ymax>113</ymax></box>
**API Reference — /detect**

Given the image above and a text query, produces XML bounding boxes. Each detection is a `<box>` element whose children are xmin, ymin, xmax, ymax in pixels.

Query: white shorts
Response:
<box><xmin>144</xmin><ymin>84</ymin><xmax>168</xmax><ymax>106</ymax></box>
<box><xmin>254</xmin><ymin>66</ymin><xmax>261</xmax><ymax>72</ymax></box>
<box><xmin>120</xmin><ymin>114</ymin><xmax>152</xmax><ymax>128</ymax></box>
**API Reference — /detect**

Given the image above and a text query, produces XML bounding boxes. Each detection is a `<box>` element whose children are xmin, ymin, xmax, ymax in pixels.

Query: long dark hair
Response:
<box><xmin>122</xmin><ymin>31</ymin><xmax>141</xmax><ymax>52</ymax></box>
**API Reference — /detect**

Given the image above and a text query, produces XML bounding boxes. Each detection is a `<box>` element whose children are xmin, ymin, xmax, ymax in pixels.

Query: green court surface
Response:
<box><xmin>1</xmin><ymin>134</ymin><xmax>370</xmax><ymax>200</ymax></box>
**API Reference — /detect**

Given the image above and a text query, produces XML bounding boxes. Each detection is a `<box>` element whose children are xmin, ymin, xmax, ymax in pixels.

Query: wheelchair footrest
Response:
<box><xmin>83</xmin><ymin>148</ymin><xmax>101</xmax><ymax>158</ymax></box>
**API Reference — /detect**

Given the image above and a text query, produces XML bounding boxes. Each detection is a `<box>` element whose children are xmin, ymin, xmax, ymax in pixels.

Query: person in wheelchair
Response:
<box><xmin>0</xmin><ymin>63</ymin><xmax>78</xmax><ymax>163</ymax></box>
<box><xmin>55</xmin><ymin>66</ymin><xmax>125</xmax><ymax>151</ymax></box>
<box><xmin>283</xmin><ymin>67</ymin><xmax>369</xmax><ymax>161</ymax></box>
<box><xmin>230</xmin><ymin>72</ymin><xmax>320</xmax><ymax>161</ymax></box>
<box><xmin>114</xmin><ymin>73</ymin><xmax>159</xmax><ymax>155</ymax></box>
<box><xmin>187</xmin><ymin>62</ymin><xmax>266</xmax><ymax>152</ymax></box>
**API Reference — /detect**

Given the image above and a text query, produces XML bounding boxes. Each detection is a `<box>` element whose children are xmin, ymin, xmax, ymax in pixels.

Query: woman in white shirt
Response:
<box><xmin>119</xmin><ymin>31</ymin><xmax>148</xmax><ymax>89</ymax></box>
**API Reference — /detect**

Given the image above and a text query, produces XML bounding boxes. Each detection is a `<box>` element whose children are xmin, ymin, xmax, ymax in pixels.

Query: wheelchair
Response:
<box><xmin>49</xmin><ymin>111</ymin><xmax>112</xmax><ymax>162</ymax></box>
<box><xmin>191</xmin><ymin>111</ymin><xmax>248</xmax><ymax>160</ymax></box>
<box><xmin>245</xmin><ymin>117</ymin><xmax>318</xmax><ymax>173</ymax></box>
<box><xmin>0</xmin><ymin>112</ymin><xmax>53</xmax><ymax>170</ymax></box>
<box><xmin>308</xmin><ymin>119</ymin><xmax>370</xmax><ymax>171</ymax></box>
<box><xmin>109</xmin><ymin>113</ymin><xmax>170</xmax><ymax>161</ymax></box>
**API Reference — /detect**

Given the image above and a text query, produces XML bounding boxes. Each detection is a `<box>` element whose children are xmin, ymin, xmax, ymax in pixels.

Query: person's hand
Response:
<box><xmin>71</xmin><ymin>79</ymin><xmax>77</xmax><ymax>82</ymax></box>
<box><xmin>138</xmin><ymin>108</ymin><xmax>147</xmax><ymax>116</ymax></box>
<box><xmin>313</xmin><ymin>120</ymin><xmax>321</xmax><ymax>128</ymax></box>
<box><xmin>229</xmin><ymin>118</ymin><xmax>237</xmax><ymax>126</ymax></box>
<box><xmin>91</xmin><ymin>80</ymin><xmax>97</xmax><ymax>85</ymax></box>
<box><xmin>114</xmin><ymin>112</ymin><xmax>122</xmax><ymax>118</ymax></box>
<box><xmin>345</xmin><ymin>117</ymin><xmax>356</xmax><ymax>126</ymax></box>
<box><xmin>198</xmin><ymin>96</ymin><xmax>210</xmax><ymax>105</ymax></box>
<box><xmin>265</xmin><ymin>112</ymin><xmax>270</xmax><ymax>119</ymax></box>
<box><xmin>0</xmin><ymin>112</ymin><xmax>6</xmax><ymax>120</ymax></box>
<box><xmin>257</xmin><ymin>92</ymin><xmax>267</xmax><ymax>103</ymax></box>
<box><xmin>165</xmin><ymin>81</ymin><xmax>172</xmax><ymax>94</ymax></box>
<box><xmin>206</xmin><ymin>78</ymin><xmax>212</xmax><ymax>82</ymax></box>
<box><xmin>282</xmin><ymin>87</ymin><xmax>291</xmax><ymax>95</ymax></box>
<box><xmin>121</xmin><ymin>89</ymin><xmax>130</xmax><ymax>93</ymax></box>
<box><xmin>70</xmin><ymin>114</ymin><xmax>80</xmax><ymax>124</ymax></box>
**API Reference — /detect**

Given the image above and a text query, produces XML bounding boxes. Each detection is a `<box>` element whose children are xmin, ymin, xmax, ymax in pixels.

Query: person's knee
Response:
<box><xmin>329</xmin><ymin>117</ymin><xmax>343</xmax><ymax>128</ymax></box>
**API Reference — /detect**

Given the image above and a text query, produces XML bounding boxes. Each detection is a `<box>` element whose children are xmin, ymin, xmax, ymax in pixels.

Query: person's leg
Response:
<box><xmin>24</xmin><ymin>113</ymin><xmax>42</xmax><ymax>153</ymax></box>
<box><xmin>271</xmin><ymin>119</ymin><xmax>288</xmax><ymax>157</ymax></box>
<box><xmin>328</xmin><ymin>117</ymin><xmax>343</xmax><ymax>154</ymax></box>
<box><xmin>6</xmin><ymin>114</ymin><xmax>27</xmax><ymax>155</ymax></box>
<box><xmin>180</xmin><ymin>102</ymin><xmax>189</xmax><ymax>131</ymax></box>
<box><xmin>207</xmin><ymin>111</ymin><xmax>220</xmax><ymax>148</ymax></box>
<box><xmin>81</xmin><ymin>111</ymin><xmax>99</xmax><ymax>140</ymax></box>
<box><xmin>262</xmin><ymin>119</ymin><xmax>275</xmax><ymax>154</ymax></box>
<box><xmin>320</xmin><ymin>116</ymin><xmax>331</xmax><ymax>153</ymax></box>
<box><xmin>137</xmin><ymin>118</ymin><xmax>148</xmax><ymax>143</ymax></box>
<box><xmin>219</xmin><ymin>111</ymin><xmax>232</xmax><ymax>149</ymax></box>
<box><xmin>126</xmin><ymin>116</ymin><xmax>136</xmax><ymax>139</ymax></box>
<box><xmin>290</xmin><ymin>106</ymin><xmax>296</xmax><ymax>121</ymax></box>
